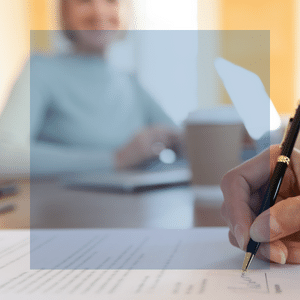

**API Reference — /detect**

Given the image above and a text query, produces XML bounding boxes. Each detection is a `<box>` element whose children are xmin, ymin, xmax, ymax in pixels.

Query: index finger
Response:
<box><xmin>220</xmin><ymin>145</ymin><xmax>281</xmax><ymax>249</ymax></box>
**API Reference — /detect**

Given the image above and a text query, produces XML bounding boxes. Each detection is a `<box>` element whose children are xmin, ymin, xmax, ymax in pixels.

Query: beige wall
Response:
<box><xmin>220</xmin><ymin>0</ymin><xmax>297</xmax><ymax>114</ymax></box>
<box><xmin>198</xmin><ymin>0</ymin><xmax>298</xmax><ymax>115</ymax></box>
<box><xmin>0</xmin><ymin>1</ymin><xmax>29</xmax><ymax>113</ymax></box>
<box><xmin>0</xmin><ymin>0</ymin><xmax>60</xmax><ymax>115</ymax></box>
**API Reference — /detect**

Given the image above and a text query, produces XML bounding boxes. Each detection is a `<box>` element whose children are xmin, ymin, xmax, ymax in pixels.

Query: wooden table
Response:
<box><xmin>0</xmin><ymin>178</ymin><xmax>30</xmax><ymax>229</ymax></box>
<box><xmin>0</xmin><ymin>178</ymin><xmax>226</xmax><ymax>229</ymax></box>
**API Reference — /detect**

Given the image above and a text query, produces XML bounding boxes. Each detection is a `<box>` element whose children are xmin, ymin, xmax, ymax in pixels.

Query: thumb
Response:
<box><xmin>250</xmin><ymin>196</ymin><xmax>300</xmax><ymax>242</ymax></box>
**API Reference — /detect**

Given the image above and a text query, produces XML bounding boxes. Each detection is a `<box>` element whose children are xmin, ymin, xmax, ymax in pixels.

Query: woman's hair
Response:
<box><xmin>60</xmin><ymin>0</ymin><xmax>133</xmax><ymax>42</ymax></box>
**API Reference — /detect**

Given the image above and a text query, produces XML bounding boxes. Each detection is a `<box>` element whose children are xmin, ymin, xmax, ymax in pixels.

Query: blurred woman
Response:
<box><xmin>0</xmin><ymin>0</ymin><xmax>183</xmax><ymax>175</ymax></box>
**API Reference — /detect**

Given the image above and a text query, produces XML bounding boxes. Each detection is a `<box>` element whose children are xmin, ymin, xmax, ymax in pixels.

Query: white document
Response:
<box><xmin>0</xmin><ymin>229</ymin><xmax>299</xmax><ymax>299</ymax></box>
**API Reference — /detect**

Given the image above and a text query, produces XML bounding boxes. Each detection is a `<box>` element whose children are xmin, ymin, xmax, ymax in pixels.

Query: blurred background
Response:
<box><xmin>0</xmin><ymin>0</ymin><xmax>300</xmax><ymax>230</ymax></box>
<box><xmin>1</xmin><ymin>0</ymin><xmax>299</xmax><ymax>121</ymax></box>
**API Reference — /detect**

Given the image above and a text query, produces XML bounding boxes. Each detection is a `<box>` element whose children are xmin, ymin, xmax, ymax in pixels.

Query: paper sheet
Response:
<box><xmin>29</xmin><ymin>228</ymin><xmax>270</xmax><ymax>270</ymax></box>
<box><xmin>0</xmin><ymin>229</ymin><xmax>299</xmax><ymax>299</ymax></box>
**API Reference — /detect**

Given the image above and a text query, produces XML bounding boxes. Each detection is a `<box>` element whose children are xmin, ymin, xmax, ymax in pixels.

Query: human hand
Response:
<box><xmin>114</xmin><ymin>125</ymin><xmax>185</xmax><ymax>169</ymax></box>
<box><xmin>221</xmin><ymin>145</ymin><xmax>300</xmax><ymax>264</ymax></box>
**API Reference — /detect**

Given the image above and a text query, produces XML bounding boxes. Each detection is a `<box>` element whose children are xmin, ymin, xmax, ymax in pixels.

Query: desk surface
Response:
<box><xmin>1</xmin><ymin>179</ymin><xmax>226</xmax><ymax>229</ymax></box>
<box><xmin>0</xmin><ymin>179</ymin><xmax>30</xmax><ymax>229</ymax></box>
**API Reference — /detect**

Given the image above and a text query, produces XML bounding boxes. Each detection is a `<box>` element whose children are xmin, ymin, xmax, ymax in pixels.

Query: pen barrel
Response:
<box><xmin>246</xmin><ymin>238</ymin><xmax>260</xmax><ymax>254</ymax></box>
<box><xmin>281</xmin><ymin>104</ymin><xmax>300</xmax><ymax>156</ymax></box>
<box><xmin>258</xmin><ymin>162</ymin><xmax>288</xmax><ymax>215</ymax></box>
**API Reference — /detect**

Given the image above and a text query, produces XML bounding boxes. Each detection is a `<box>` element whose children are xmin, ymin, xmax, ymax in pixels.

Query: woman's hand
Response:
<box><xmin>114</xmin><ymin>125</ymin><xmax>185</xmax><ymax>169</ymax></box>
<box><xmin>221</xmin><ymin>145</ymin><xmax>300</xmax><ymax>264</ymax></box>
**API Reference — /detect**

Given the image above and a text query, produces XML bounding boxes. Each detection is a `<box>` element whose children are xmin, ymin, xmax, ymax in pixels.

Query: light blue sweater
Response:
<box><xmin>29</xmin><ymin>55</ymin><xmax>174</xmax><ymax>173</ymax></box>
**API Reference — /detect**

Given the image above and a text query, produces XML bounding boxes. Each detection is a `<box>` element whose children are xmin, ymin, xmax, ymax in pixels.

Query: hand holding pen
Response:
<box><xmin>220</xmin><ymin>104</ymin><xmax>300</xmax><ymax>266</ymax></box>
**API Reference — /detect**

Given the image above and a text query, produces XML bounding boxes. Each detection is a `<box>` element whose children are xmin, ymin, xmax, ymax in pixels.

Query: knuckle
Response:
<box><xmin>220</xmin><ymin>170</ymin><xmax>236</xmax><ymax>195</ymax></box>
<box><xmin>269</xmin><ymin>144</ymin><xmax>280</xmax><ymax>152</ymax></box>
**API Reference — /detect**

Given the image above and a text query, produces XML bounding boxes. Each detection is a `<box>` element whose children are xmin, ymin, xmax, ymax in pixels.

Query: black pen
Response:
<box><xmin>242</xmin><ymin>102</ymin><xmax>300</xmax><ymax>272</ymax></box>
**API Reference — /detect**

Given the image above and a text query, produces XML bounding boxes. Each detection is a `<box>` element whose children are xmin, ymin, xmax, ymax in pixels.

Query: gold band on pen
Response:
<box><xmin>277</xmin><ymin>155</ymin><xmax>290</xmax><ymax>165</ymax></box>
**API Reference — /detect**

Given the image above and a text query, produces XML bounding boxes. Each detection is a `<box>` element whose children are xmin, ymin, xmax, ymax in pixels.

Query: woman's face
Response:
<box><xmin>62</xmin><ymin>0</ymin><xmax>121</xmax><ymax>53</ymax></box>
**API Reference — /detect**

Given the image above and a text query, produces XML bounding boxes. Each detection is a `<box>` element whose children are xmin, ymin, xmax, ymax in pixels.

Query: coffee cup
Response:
<box><xmin>185</xmin><ymin>106</ymin><xmax>243</xmax><ymax>185</ymax></box>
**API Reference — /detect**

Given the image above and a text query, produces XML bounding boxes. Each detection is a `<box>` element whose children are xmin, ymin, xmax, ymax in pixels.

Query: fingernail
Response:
<box><xmin>279</xmin><ymin>250</ymin><xmax>286</xmax><ymax>264</ymax></box>
<box><xmin>260</xmin><ymin>245</ymin><xmax>286</xmax><ymax>264</ymax></box>
<box><xmin>234</xmin><ymin>224</ymin><xmax>245</xmax><ymax>250</ymax></box>
<box><xmin>250</xmin><ymin>214</ymin><xmax>281</xmax><ymax>242</ymax></box>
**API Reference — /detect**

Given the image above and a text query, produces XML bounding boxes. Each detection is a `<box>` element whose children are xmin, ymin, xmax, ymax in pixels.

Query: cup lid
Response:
<box><xmin>185</xmin><ymin>105</ymin><xmax>242</xmax><ymax>125</ymax></box>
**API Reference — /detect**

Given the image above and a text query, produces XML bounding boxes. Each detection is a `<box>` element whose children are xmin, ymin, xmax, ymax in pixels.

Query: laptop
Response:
<box><xmin>65</xmin><ymin>155</ymin><xmax>191</xmax><ymax>193</ymax></box>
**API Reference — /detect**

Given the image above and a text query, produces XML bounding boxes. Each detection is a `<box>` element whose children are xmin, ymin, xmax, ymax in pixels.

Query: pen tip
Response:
<box><xmin>242</xmin><ymin>252</ymin><xmax>254</xmax><ymax>273</ymax></box>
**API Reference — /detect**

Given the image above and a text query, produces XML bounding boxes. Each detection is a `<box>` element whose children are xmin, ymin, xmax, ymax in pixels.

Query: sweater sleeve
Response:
<box><xmin>0</xmin><ymin>60</ymin><xmax>30</xmax><ymax>175</ymax></box>
<box><xmin>0</xmin><ymin>58</ymin><xmax>116</xmax><ymax>176</ymax></box>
